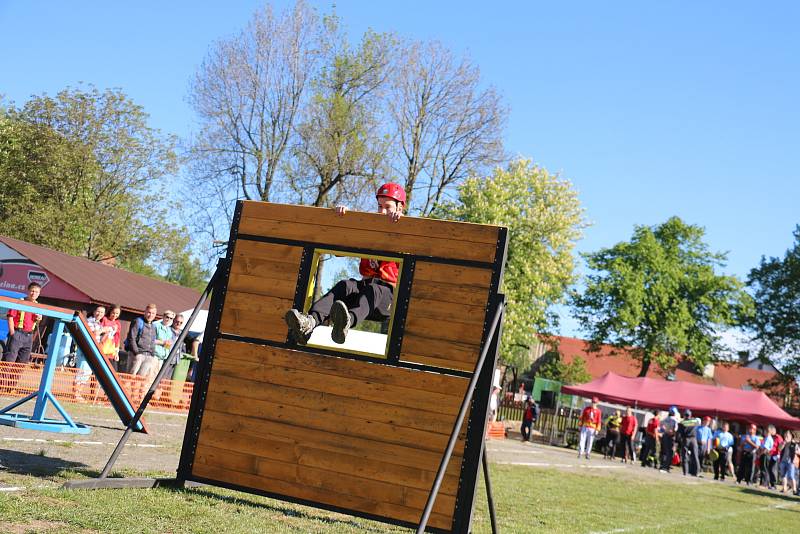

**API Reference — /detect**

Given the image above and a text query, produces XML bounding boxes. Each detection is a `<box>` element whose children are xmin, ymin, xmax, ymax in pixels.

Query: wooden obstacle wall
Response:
<box><xmin>179</xmin><ymin>201</ymin><xmax>507</xmax><ymax>534</ymax></box>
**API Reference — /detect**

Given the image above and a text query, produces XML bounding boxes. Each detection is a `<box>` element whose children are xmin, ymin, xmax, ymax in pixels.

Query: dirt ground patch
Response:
<box><xmin>0</xmin><ymin>395</ymin><xmax>187</xmax><ymax>487</ymax></box>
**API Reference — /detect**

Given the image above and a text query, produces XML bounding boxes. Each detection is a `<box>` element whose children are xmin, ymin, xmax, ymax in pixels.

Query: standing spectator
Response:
<box><xmin>696</xmin><ymin>416</ymin><xmax>713</xmax><ymax>472</ymax></box>
<box><xmin>604</xmin><ymin>410</ymin><xmax>622</xmax><ymax>460</ymax></box>
<box><xmin>712</xmin><ymin>421</ymin><xmax>734</xmax><ymax>481</ymax></box>
<box><xmin>678</xmin><ymin>409</ymin><xmax>701</xmax><ymax>477</ymax></box>
<box><xmin>2</xmin><ymin>282</ymin><xmax>42</xmax><ymax>364</ymax></box>
<box><xmin>578</xmin><ymin>397</ymin><xmax>602</xmax><ymax>460</ymax></box>
<box><xmin>150</xmin><ymin>310</ymin><xmax>175</xmax><ymax>402</ymax></box>
<box><xmin>778</xmin><ymin>430</ymin><xmax>798</xmax><ymax>494</ymax></box>
<box><xmin>640</xmin><ymin>410</ymin><xmax>660</xmax><ymax>468</ymax></box>
<box><xmin>768</xmin><ymin>425</ymin><xmax>783</xmax><ymax>489</ymax></box>
<box><xmin>520</xmin><ymin>398</ymin><xmax>535</xmax><ymax>442</ymax></box>
<box><xmin>2</xmin><ymin>282</ymin><xmax>43</xmax><ymax>392</ymax></box>
<box><xmin>100</xmin><ymin>305</ymin><xmax>122</xmax><ymax>371</ymax></box>
<box><xmin>489</xmin><ymin>386</ymin><xmax>500</xmax><ymax>423</ymax></box>
<box><xmin>659</xmin><ymin>406</ymin><xmax>680</xmax><ymax>472</ymax></box>
<box><xmin>76</xmin><ymin>304</ymin><xmax>110</xmax><ymax>400</ymax></box>
<box><xmin>620</xmin><ymin>407</ymin><xmax>638</xmax><ymax>463</ymax></box>
<box><xmin>126</xmin><ymin>304</ymin><xmax>158</xmax><ymax>376</ymax></box>
<box><xmin>758</xmin><ymin>425</ymin><xmax>775</xmax><ymax>489</ymax></box>
<box><xmin>737</xmin><ymin>424</ymin><xmax>761</xmax><ymax>485</ymax></box>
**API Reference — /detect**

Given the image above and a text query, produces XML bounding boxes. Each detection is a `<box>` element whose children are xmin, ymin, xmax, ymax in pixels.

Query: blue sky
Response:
<box><xmin>1</xmin><ymin>1</ymin><xmax>798</xmax><ymax>337</ymax></box>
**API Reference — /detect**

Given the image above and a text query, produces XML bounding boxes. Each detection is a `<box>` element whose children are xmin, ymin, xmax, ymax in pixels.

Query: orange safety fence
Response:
<box><xmin>0</xmin><ymin>361</ymin><xmax>193</xmax><ymax>413</ymax></box>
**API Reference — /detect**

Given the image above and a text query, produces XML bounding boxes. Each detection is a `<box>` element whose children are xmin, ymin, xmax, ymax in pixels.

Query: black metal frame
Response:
<box><xmin>420</xmin><ymin>294</ymin><xmax>505</xmax><ymax>534</ymax></box>
<box><xmin>67</xmin><ymin>200</ymin><xmax>507</xmax><ymax>534</ymax></box>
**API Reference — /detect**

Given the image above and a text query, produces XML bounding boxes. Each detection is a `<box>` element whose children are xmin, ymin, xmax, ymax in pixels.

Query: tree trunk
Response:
<box><xmin>313</xmin><ymin>256</ymin><xmax>326</xmax><ymax>301</ymax></box>
<box><xmin>638</xmin><ymin>358</ymin><xmax>651</xmax><ymax>377</ymax></box>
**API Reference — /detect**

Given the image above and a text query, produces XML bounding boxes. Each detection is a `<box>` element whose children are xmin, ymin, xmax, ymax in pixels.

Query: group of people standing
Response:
<box><xmin>85</xmin><ymin>303</ymin><xmax>199</xmax><ymax>383</ymax></box>
<box><xmin>575</xmin><ymin>399</ymin><xmax>800</xmax><ymax>495</ymax></box>
<box><xmin>577</xmin><ymin>397</ymin><xmax>638</xmax><ymax>463</ymax></box>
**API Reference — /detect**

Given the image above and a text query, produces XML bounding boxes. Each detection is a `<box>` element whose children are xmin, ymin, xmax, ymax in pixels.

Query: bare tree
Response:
<box><xmin>187</xmin><ymin>1</ymin><xmax>320</xmax><ymax>246</ymax></box>
<box><xmin>388</xmin><ymin>40</ymin><xmax>507</xmax><ymax>215</ymax></box>
<box><xmin>289</xmin><ymin>19</ymin><xmax>394</xmax><ymax>210</ymax></box>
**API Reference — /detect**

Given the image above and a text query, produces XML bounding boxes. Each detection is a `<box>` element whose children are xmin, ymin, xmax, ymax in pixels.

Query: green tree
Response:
<box><xmin>537</xmin><ymin>351</ymin><xmax>592</xmax><ymax>385</ymax></box>
<box><xmin>0</xmin><ymin>86</ymin><xmax>180</xmax><ymax>266</ymax></box>
<box><xmin>747</xmin><ymin>226</ymin><xmax>800</xmax><ymax>375</ymax></box>
<box><xmin>572</xmin><ymin>217</ymin><xmax>753</xmax><ymax>377</ymax></box>
<box><xmin>434</xmin><ymin>158</ymin><xmax>587</xmax><ymax>371</ymax></box>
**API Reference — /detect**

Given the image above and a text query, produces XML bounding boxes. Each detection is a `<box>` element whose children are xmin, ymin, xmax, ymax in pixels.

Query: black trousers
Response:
<box><xmin>713</xmin><ymin>448</ymin><xmax>729</xmax><ymax>480</ymax></box>
<box><xmin>605</xmin><ymin>430</ymin><xmax>620</xmax><ymax>458</ymax></box>
<box><xmin>2</xmin><ymin>331</ymin><xmax>33</xmax><ymax>390</ymax></box>
<box><xmin>2</xmin><ymin>331</ymin><xmax>33</xmax><ymax>363</ymax></box>
<box><xmin>768</xmin><ymin>457</ymin><xmax>779</xmax><ymax>487</ymax></box>
<box><xmin>697</xmin><ymin>441</ymin><xmax>708</xmax><ymax>471</ymax></box>
<box><xmin>682</xmin><ymin>438</ymin><xmax>700</xmax><ymax>476</ymax></box>
<box><xmin>621</xmin><ymin>434</ymin><xmax>635</xmax><ymax>461</ymax></box>
<box><xmin>759</xmin><ymin>454</ymin><xmax>776</xmax><ymax>487</ymax></box>
<box><xmin>641</xmin><ymin>434</ymin><xmax>657</xmax><ymax>467</ymax></box>
<box><xmin>310</xmin><ymin>278</ymin><xmax>393</xmax><ymax>327</ymax></box>
<box><xmin>521</xmin><ymin>420</ymin><xmax>532</xmax><ymax>441</ymax></box>
<box><xmin>660</xmin><ymin>434</ymin><xmax>675</xmax><ymax>470</ymax></box>
<box><xmin>737</xmin><ymin>450</ymin><xmax>756</xmax><ymax>483</ymax></box>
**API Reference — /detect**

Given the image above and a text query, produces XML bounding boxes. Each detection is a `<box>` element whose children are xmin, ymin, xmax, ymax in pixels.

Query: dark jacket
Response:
<box><xmin>127</xmin><ymin>317</ymin><xmax>156</xmax><ymax>356</ymax></box>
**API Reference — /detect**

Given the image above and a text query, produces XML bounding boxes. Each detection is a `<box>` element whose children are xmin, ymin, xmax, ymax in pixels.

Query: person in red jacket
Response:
<box><xmin>578</xmin><ymin>397</ymin><xmax>603</xmax><ymax>459</ymax></box>
<box><xmin>285</xmin><ymin>183</ymin><xmax>405</xmax><ymax>345</ymax></box>
<box><xmin>619</xmin><ymin>407</ymin><xmax>638</xmax><ymax>463</ymax></box>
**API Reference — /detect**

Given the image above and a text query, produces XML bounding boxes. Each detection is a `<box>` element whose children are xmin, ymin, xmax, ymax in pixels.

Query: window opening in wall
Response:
<box><xmin>299</xmin><ymin>248</ymin><xmax>403</xmax><ymax>359</ymax></box>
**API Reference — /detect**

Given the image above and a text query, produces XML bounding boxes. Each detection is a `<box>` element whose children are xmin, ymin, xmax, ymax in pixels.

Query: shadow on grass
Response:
<box><xmin>0</xmin><ymin>448</ymin><xmax>90</xmax><ymax>478</ymax></box>
<box><xmin>739</xmin><ymin>487</ymin><xmax>800</xmax><ymax>505</ymax></box>
<box><xmin>183</xmin><ymin>487</ymin><xmax>392</xmax><ymax>532</ymax></box>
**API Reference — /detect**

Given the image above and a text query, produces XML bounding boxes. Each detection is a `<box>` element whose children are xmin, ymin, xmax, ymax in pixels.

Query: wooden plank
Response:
<box><xmin>413</xmin><ymin>261</ymin><xmax>494</xmax><ymax>287</ymax></box>
<box><xmin>407</xmin><ymin>297</ymin><xmax>487</xmax><ymax>326</ymax></box>
<box><xmin>400</xmin><ymin>354</ymin><xmax>475</xmax><ymax>372</ymax></box>
<box><xmin>409</xmin><ymin>279</ymin><xmax>490</xmax><ymax>307</ymax></box>
<box><xmin>401</xmin><ymin>333</ymin><xmax>480</xmax><ymax>363</ymax></box>
<box><xmin>202</xmin><ymin>389</ymin><xmax>467</xmax><ymax>455</ymax></box>
<box><xmin>238</xmin><ymin>216</ymin><xmax>497</xmax><ymax>264</ymax></box>
<box><xmin>230</xmin><ymin>256</ymin><xmax>300</xmax><ymax>281</ymax></box>
<box><xmin>195</xmin><ymin>422</ymin><xmax>461</xmax><ymax>497</ymax></box>
<box><xmin>219</xmin><ymin>308</ymin><xmax>287</xmax><ymax>341</ymax></box>
<box><xmin>405</xmin><ymin>315</ymin><xmax>484</xmax><ymax>346</ymax></box>
<box><xmin>233</xmin><ymin>239</ymin><xmax>303</xmax><ymax>263</ymax></box>
<box><xmin>201</xmin><ymin>409</ymin><xmax>463</xmax><ymax>479</ymax></box>
<box><xmin>227</xmin><ymin>273</ymin><xmax>297</xmax><ymax>300</ymax></box>
<box><xmin>194</xmin><ymin>443</ymin><xmax>458</xmax><ymax>515</ymax></box>
<box><xmin>242</xmin><ymin>200</ymin><xmax>500</xmax><ymax>245</ymax></box>
<box><xmin>209</xmin><ymin>373</ymin><xmax>459</xmax><ymax>435</ymax></box>
<box><xmin>212</xmin><ymin>347</ymin><xmax>465</xmax><ymax>415</ymax></box>
<box><xmin>192</xmin><ymin>460</ymin><xmax>454</xmax><ymax>531</ymax></box>
<box><xmin>215</xmin><ymin>338</ymin><xmax>468</xmax><ymax>398</ymax></box>
<box><xmin>222</xmin><ymin>291</ymin><xmax>293</xmax><ymax>316</ymax></box>
<box><xmin>401</xmin><ymin>334</ymin><xmax>480</xmax><ymax>364</ymax></box>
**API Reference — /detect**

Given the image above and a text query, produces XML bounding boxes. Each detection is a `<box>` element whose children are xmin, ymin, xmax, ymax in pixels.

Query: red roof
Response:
<box><xmin>0</xmin><ymin>235</ymin><xmax>202</xmax><ymax>314</ymax></box>
<box><xmin>555</xmin><ymin>335</ymin><xmax>778</xmax><ymax>390</ymax></box>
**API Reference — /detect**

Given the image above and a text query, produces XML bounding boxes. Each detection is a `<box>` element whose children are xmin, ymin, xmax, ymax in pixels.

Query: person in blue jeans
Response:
<box><xmin>778</xmin><ymin>430</ymin><xmax>798</xmax><ymax>494</ymax></box>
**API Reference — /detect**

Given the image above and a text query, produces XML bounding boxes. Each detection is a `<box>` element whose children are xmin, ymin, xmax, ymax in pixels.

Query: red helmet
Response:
<box><xmin>376</xmin><ymin>183</ymin><xmax>406</xmax><ymax>205</ymax></box>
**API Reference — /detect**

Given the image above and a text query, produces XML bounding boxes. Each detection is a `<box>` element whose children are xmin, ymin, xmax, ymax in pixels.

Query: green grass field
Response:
<box><xmin>1</xmin><ymin>462</ymin><xmax>799</xmax><ymax>533</ymax></box>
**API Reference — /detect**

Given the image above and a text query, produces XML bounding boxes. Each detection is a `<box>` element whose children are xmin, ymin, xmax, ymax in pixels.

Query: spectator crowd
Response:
<box><xmin>563</xmin><ymin>396</ymin><xmax>800</xmax><ymax>495</ymax></box>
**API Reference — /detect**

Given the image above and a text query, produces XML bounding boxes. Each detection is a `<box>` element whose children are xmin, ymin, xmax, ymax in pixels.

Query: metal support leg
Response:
<box><xmin>416</xmin><ymin>301</ymin><xmax>504</xmax><ymax>534</ymax></box>
<box><xmin>482</xmin><ymin>447</ymin><xmax>498</xmax><ymax>534</ymax></box>
<box><xmin>96</xmin><ymin>269</ymin><xmax>219</xmax><ymax>479</ymax></box>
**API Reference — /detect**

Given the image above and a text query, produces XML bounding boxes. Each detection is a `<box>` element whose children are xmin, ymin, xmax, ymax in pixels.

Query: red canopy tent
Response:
<box><xmin>561</xmin><ymin>372</ymin><xmax>800</xmax><ymax>429</ymax></box>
